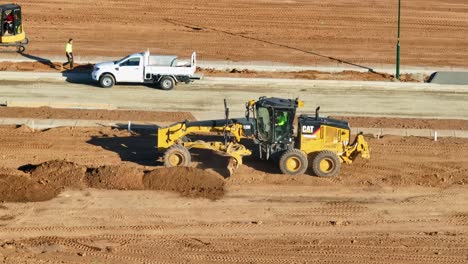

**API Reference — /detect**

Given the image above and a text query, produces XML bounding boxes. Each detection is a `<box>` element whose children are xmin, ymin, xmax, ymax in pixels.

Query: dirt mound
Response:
<box><xmin>29</xmin><ymin>160</ymin><xmax>88</xmax><ymax>189</ymax></box>
<box><xmin>0</xmin><ymin>174</ymin><xmax>59</xmax><ymax>203</ymax></box>
<box><xmin>87</xmin><ymin>165</ymin><xmax>144</xmax><ymax>190</ymax></box>
<box><xmin>144</xmin><ymin>167</ymin><xmax>225</xmax><ymax>200</ymax></box>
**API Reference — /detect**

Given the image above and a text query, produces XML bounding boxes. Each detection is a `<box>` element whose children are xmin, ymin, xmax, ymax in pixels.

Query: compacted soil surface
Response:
<box><xmin>11</xmin><ymin>0</ymin><xmax>468</xmax><ymax>68</ymax></box>
<box><xmin>0</xmin><ymin>107</ymin><xmax>195</xmax><ymax>123</ymax></box>
<box><xmin>0</xmin><ymin>124</ymin><xmax>467</xmax><ymax>263</ymax></box>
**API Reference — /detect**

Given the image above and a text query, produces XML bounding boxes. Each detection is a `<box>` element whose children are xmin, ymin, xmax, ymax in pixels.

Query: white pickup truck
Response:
<box><xmin>91</xmin><ymin>51</ymin><xmax>201</xmax><ymax>90</ymax></box>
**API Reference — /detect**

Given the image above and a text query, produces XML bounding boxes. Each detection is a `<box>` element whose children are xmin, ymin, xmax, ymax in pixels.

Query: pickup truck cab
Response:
<box><xmin>92</xmin><ymin>51</ymin><xmax>200</xmax><ymax>90</ymax></box>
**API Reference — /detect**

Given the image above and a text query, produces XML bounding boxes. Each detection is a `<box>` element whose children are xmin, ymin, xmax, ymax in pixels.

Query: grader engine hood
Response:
<box><xmin>298</xmin><ymin>114</ymin><xmax>350</xmax><ymax>137</ymax></box>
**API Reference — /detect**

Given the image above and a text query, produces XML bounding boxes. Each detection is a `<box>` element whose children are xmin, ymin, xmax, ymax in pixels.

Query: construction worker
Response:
<box><xmin>275</xmin><ymin>111</ymin><xmax>289</xmax><ymax>141</ymax></box>
<box><xmin>277</xmin><ymin>112</ymin><xmax>288</xmax><ymax>126</ymax></box>
<box><xmin>63</xmin><ymin>38</ymin><xmax>74</xmax><ymax>69</ymax></box>
<box><xmin>3</xmin><ymin>11</ymin><xmax>13</xmax><ymax>34</ymax></box>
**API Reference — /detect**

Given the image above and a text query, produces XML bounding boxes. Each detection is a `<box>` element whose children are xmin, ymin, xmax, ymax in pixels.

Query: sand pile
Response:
<box><xmin>0</xmin><ymin>160</ymin><xmax>225</xmax><ymax>203</ymax></box>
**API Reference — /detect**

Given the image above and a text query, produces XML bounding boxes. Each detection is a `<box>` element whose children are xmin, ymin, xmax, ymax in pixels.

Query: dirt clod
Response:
<box><xmin>144</xmin><ymin>167</ymin><xmax>225</xmax><ymax>200</ymax></box>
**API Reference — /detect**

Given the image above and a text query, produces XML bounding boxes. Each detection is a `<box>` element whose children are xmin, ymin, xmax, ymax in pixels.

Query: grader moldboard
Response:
<box><xmin>157</xmin><ymin>97</ymin><xmax>370</xmax><ymax>177</ymax></box>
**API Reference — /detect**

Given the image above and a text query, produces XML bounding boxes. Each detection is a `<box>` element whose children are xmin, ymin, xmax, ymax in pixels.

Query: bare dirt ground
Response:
<box><xmin>12</xmin><ymin>0</ymin><xmax>468</xmax><ymax>68</ymax></box>
<box><xmin>0</xmin><ymin>107</ymin><xmax>195</xmax><ymax>122</ymax></box>
<box><xmin>0</xmin><ymin>125</ymin><xmax>467</xmax><ymax>263</ymax></box>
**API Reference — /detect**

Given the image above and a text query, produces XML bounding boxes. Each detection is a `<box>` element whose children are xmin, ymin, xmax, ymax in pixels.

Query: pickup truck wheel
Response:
<box><xmin>159</xmin><ymin>76</ymin><xmax>175</xmax><ymax>90</ymax></box>
<box><xmin>100</xmin><ymin>74</ymin><xmax>115</xmax><ymax>88</ymax></box>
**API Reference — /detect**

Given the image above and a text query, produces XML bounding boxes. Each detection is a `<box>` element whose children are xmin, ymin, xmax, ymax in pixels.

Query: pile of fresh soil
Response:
<box><xmin>0</xmin><ymin>174</ymin><xmax>59</xmax><ymax>203</ymax></box>
<box><xmin>0</xmin><ymin>160</ymin><xmax>226</xmax><ymax>203</ymax></box>
<box><xmin>28</xmin><ymin>160</ymin><xmax>88</xmax><ymax>189</ymax></box>
<box><xmin>198</xmin><ymin>67</ymin><xmax>421</xmax><ymax>82</ymax></box>
<box><xmin>144</xmin><ymin>167</ymin><xmax>225</xmax><ymax>200</ymax></box>
<box><xmin>87</xmin><ymin>165</ymin><xmax>144</xmax><ymax>190</ymax></box>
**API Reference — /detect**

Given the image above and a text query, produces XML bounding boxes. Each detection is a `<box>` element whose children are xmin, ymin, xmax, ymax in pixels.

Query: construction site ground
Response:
<box><xmin>0</xmin><ymin>122</ymin><xmax>467</xmax><ymax>263</ymax></box>
<box><xmin>11</xmin><ymin>0</ymin><xmax>468</xmax><ymax>68</ymax></box>
<box><xmin>1</xmin><ymin>0</ymin><xmax>468</xmax><ymax>262</ymax></box>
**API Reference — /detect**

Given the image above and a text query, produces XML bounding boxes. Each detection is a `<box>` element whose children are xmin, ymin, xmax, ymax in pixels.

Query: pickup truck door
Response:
<box><xmin>115</xmin><ymin>57</ymin><xmax>143</xmax><ymax>83</ymax></box>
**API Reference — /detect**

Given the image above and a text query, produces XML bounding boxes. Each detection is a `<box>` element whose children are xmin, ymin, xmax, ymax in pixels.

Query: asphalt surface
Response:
<box><xmin>1</xmin><ymin>72</ymin><xmax>468</xmax><ymax>120</ymax></box>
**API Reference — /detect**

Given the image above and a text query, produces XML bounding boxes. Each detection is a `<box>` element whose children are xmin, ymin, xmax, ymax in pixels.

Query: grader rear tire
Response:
<box><xmin>279</xmin><ymin>149</ymin><xmax>308</xmax><ymax>176</ymax></box>
<box><xmin>163</xmin><ymin>145</ymin><xmax>191</xmax><ymax>167</ymax></box>
<box><xmin>311</xmin><ymin>150</ymin><xmax>341</xmax><ymax>177</ymax></box>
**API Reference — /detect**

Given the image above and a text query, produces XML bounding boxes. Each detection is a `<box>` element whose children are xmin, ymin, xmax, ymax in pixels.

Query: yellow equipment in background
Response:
<box><xmin>157</xmin><ymin>97</ymin><xmax>370</xmax><ymax>177</ymax></box>
<box><xmin>0</xmin><ymin>3</ymin><xmax>28</xmax><ymax>53</ymax></box>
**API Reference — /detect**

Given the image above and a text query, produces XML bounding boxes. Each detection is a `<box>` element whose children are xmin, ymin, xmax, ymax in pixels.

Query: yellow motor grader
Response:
<box><xmin>157</xmin><ymin>97</ymin><xmax>370</xmax><ymax>177</ymax></box>
<box><xmin>0</xmin><ymin>3</ymin><xmax>28</xmax><ymax>53</ymax></box>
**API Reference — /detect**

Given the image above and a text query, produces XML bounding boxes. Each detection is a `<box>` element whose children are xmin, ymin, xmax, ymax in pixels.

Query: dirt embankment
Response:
<box><xmin>0</xmin><ymin>160</ymin><xmax>225</xmax><ymax>203</ymax></box>
<box><xmin>330</xmin><ymin>116</ymin><xmax>468</xmax><ymax>130</ymax></box>
<box><xmin>199</xmin><ymin>68</ymin><xmax>422</xmax><ymax>82</ymax></box>
<box><xmin>0</xmin><ymin>106</ymin><xmax>195</xmax><ymax>122</ymax></box>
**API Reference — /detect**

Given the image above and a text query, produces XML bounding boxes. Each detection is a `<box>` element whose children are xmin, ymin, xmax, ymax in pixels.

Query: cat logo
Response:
<box><xmin>302</xmin><ymin>125</ymin><xmax>315</xmax><ymax>134</ymax></box>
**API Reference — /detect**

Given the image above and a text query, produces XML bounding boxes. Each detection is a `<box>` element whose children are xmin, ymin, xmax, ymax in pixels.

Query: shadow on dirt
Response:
<box><xmin>87</xmin><ymin>127</ymin><xmax>159</xmax><ymax>166</ymax></box>
<box><xmin>20</xmin><ymin>53</ymin><xmax>97</xmax><ymax>85</ymax></box>
<box><xmin>20</xmin><ymin>53</ymin><xmax>59</xmax><ymax>70</ymax></box>
<box><xmin>87</xmin><ymin>127</ymin><xmax>283</xmax><ymax>176</ymax></box>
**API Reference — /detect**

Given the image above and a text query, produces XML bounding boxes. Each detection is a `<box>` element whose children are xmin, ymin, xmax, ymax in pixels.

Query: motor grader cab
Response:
<box><xmin>0</xmin><ymin>3</ymin><xmax>28</xmax><ymax>53</ymax></box>
<box><xmin>157</xmin><ymin>97</ymin><xmax>370</xmax><ymax>177</ymax></box>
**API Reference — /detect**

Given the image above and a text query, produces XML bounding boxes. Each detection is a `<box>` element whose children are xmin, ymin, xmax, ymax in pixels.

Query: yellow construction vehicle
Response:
<box><xmin>157</xmin><ymin>97</ymin><xmax>370</xmax><ymax>177</ymax></box>
<box><xmin>0</xmin><ymin>3</ymin><xmax>28</xmax><ymax>53</ymax></box>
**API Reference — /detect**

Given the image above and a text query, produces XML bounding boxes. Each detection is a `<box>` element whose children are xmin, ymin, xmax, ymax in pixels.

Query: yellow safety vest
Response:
<box><xmin>65</xmin><ymin>43</ymin><xmax>73</xmax><ymax>53</ymax></box>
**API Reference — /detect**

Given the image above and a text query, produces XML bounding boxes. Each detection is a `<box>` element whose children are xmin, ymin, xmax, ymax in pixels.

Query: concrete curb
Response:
<box><xmin>1</xmin><ymin>118</ymin><xmax>467</xmax><ymax>138</ymax></box>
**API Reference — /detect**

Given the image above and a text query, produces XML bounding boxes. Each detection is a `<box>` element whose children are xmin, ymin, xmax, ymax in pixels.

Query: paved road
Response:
<box><xmin>1</xmin><ymin>72</ymin><xmax>468</xmax><ymax>120</ymax></box>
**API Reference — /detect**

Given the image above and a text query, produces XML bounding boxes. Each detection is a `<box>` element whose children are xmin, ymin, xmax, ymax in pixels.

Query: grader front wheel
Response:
<box><xmin>163</xmin><ymin>145</ymin><xmax>191</xmax><ymax>167</ymax></box>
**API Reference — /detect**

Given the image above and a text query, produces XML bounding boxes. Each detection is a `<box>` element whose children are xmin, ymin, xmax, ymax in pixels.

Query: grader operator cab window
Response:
<box><xmin>256</xmin><ymin>107</ymin><xmax>272</xmax><ymax>142</ymax></box>
<box><xmin>274</xmin><ymin>110</ymin><xmax>293</xmax><ymax>142</ymax></box>
<box><xmin>256</xmin><ymin>106</ymin><xmax>294</xmax><ymax>143</ymax></box>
